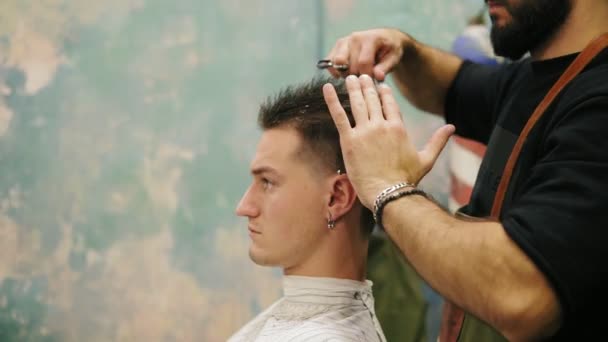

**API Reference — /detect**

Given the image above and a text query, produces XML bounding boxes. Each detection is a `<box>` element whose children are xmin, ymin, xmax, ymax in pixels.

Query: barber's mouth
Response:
<box><xmin>486</xmin><ymin>1</ymin><xmax>503</xmax><ymax>8</ymax></box>
<box><xmin>487</xmin><ymin>1</ymin><xmax>505</xmax><ymax>16</ymax></box>
<box><xmin>248</xmin><ymin>226</ymin><xmax>261</xmax><ymax>234</ymax></box>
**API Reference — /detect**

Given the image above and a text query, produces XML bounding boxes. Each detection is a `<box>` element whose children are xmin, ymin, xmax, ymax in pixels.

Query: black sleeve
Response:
<box><xmin>501</xmin><ymin>95</ymin><xmax>608</xmax><ymax>338</ymax></box>
<box><xmin>444</xmin><ymin>61</ymin><xmax>514</xmax><ymax>144</ymax></box>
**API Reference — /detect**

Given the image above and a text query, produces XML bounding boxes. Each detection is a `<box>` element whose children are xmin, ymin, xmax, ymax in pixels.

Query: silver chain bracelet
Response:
<box><xmin>373</xmin><ymin>182</ymin><xmax>416</xmax><ymax>222</ymax></box>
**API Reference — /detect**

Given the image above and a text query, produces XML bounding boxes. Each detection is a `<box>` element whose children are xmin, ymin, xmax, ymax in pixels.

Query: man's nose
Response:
<box><xmin>235</xmin><ymin>186</ymin><xmax>259</xmax><ymax>218</ymax></box>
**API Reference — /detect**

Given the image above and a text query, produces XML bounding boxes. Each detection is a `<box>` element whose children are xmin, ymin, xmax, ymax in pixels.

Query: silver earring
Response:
<box><xmin>327</xmin><ymin>213</ymin><xmax>336</xmax><ymax>230</ymax></box>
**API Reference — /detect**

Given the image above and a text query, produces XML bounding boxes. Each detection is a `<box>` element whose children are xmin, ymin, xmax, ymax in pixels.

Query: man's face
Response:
<box><xmin>236</xmin><ymin>126</ymin><xmax>331</xmax><ymax>270</ymax></box>
<box><xmin>487</xmin><ymin>0</ymin><xmax>571</xmax><ymax>60</ymax></box>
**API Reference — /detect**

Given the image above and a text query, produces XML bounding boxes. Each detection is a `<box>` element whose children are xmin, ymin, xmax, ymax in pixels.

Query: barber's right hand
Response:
<box><xmin>325</xmin><ymin>28</ymin><xmax>410</xmax><ymax>81</ymax></box>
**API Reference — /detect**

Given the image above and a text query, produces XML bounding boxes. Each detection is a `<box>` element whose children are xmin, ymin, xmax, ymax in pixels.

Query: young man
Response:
<box><xmin>322</xmin><ymin>0</ymin><xmax>608</xmax><ymax>341</ymax></box>
<box><xmin>229</xmin><ymin>77</ymin><xmax>386</xmax><ymax>342</ymax></box>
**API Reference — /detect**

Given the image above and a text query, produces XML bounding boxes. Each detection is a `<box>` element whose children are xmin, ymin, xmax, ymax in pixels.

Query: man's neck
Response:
<box><xmin>283</xmin><ymin>223</ymin><xmax>368</xmax><ymax>281</ymax></box>
<box><xmin>531</xmin><ymin>1</ymin><xmax>608</xmax><ymax>60</ymax></box>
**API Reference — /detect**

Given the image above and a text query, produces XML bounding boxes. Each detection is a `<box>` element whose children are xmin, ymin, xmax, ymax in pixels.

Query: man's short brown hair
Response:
<box><xmin>258</xmin><ymin>76</ymin><xmax>375</xmax><ymax>237</ymax></box>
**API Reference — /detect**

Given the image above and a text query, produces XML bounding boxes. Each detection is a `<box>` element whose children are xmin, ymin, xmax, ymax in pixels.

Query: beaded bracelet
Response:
<box><xmin>374</xmin><ymin>188</ymin><xmax>429</xmax><ymax>229</ymax></box>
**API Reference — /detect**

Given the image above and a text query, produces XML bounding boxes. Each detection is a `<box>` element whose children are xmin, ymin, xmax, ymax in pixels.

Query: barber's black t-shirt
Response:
<box><xmin>445</xmin><ymin>50</ymin><xmax>608</xmax><ymax>340</ymax></box>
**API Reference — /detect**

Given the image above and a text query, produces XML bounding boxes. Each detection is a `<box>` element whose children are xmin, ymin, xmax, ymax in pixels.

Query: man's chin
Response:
<box><xmin>248</xmin><ymin>249</ymin><xmax>278</xmax><ymax>267</ymax></box>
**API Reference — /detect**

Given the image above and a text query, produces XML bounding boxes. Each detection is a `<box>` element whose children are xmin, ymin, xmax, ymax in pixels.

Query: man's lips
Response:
<box><xmin>248</xmin><ymin>226</ymin><xmax>261</xmax><ymax>234</ymax></box>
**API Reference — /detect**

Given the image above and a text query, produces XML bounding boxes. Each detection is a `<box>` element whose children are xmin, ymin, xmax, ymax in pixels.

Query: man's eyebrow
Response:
<box><xmin>251</xmin><ymin>166</ymin><xmax>280</xmax><ymax>176</ymax></box>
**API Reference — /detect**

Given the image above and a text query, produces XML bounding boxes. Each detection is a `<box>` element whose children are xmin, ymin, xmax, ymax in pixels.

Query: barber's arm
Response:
<box><xmin>325</xmin><ymin>28</ymin><xmax>463</xmax><ymax>115</ymax></box>
<box><xmin>322</xmin><ymin>75</ymin><xmax>562</xmax><ymax>341</ymax></box>
<box><xmin>382</xmin><ymin>193</ymin><xmax>562</xmax><ymax>341</ymax></box>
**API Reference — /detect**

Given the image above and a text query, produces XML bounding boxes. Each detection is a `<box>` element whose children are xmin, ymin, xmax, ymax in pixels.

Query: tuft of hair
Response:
<box><xmin>258</xmin><ymin>76</ymin><xmax>375</xmax><ymax>237</ymax></box>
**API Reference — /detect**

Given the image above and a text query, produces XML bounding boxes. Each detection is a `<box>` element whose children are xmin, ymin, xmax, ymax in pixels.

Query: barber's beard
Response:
<box><xmin>490</xmin><ymin>0</ymin><xmax>571</xmax><ymax>60</ymax></box>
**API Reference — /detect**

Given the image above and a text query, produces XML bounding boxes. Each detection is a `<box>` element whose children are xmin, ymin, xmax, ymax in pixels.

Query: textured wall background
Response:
<box><xmin>0</xmin><ymin>1</ymin><xmax>481</xmax><ymax>341</ymax></box>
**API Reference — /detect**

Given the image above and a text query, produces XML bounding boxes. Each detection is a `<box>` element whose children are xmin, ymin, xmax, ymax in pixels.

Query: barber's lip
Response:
<box><xmin>248</xmin><ymin>226</ymin><xmax>261</xmax><ymax>234</ymax></box>
<box><xmin>487</xmin><ymin>3</ymin><xmax>505</xmax><ymax>17</ymax></box>
<box><xmin>486</xmin><ymin>1</ymin><xmax>504</xmax><ymax>11</ymax></box>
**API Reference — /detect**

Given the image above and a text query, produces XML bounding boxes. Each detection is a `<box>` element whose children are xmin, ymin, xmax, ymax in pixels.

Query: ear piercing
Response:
<box><xmin>327</xmin><ymin>212</ymin><xmax>336</xmax><ymax>230</ymax></box>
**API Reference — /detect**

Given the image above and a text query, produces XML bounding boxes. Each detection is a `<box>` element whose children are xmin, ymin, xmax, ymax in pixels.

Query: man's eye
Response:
<box><xmin>262</xmin><ymin>178</ymin><xmax>273</xmax><ymax>190</ymax></box>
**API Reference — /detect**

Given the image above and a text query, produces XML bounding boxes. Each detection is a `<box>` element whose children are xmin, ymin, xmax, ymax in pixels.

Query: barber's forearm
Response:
<box><xmin>381</xmin><ymin>194</ymin><xmax>562</xmax><ymax>340</ymax></box>
<box><xmin>391</xmin><ymin>35</ymin><xmax>463</xmax><ymax>116</ymax></box>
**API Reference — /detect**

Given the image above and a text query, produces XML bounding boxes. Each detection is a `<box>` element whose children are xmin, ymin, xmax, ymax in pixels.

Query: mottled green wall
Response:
<box><xmin>0</xmin><ymin>1</ymin><xmax>480</xmax><ymax>341</ymax></box>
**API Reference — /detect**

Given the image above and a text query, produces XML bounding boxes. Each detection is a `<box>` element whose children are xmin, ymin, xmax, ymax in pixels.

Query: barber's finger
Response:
<box><xmin>323</xmin><ymin>84</ymin><xmax>353</xmax><ymax>133</ymax></box>
<box><xmin>360</xmin><ymin>75</ymin><xmax>383</xmax><ymax>122</ymax></box>
<box><xmin>345</xmin><ymin>75</ymin><xmax>369</xmax><ymax>124</ymax></box>
<box><xmin>358</xmin><ymin>40</ymin><xmax>379</xmax><ymax>78</ymax></box>
<box><xmin>373</xmin><ymin>50</ymin><xmax>401</xmax><ymax>82</ymax></box>
<box><xmin>378</xmin><ymin>83</ymin><xmax>403</xmax><ymax>122</ymax></box>
<box><xmin>348</xmin><ymin>40</ymin><xmax>361</xmax><ymax>76</ymax></box>
<box><xmin>331</xmin><ymin>38</ymin><xmax>352</xmax><ymax>77</ymax></box>
<box><xmin>325</xmin><ymin>43</ymin><xmax>343</xmax><ymax>78</ymax></box>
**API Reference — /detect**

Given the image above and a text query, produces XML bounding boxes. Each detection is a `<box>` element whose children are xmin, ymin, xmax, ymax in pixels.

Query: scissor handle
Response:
<box><xmin>317</xmin><ymin>59</ymin><xmax>349</xmax><ymax>71</ymax></box>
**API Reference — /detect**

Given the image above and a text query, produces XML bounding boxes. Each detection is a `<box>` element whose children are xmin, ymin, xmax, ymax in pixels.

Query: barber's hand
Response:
<box><xmin>325</xmin><ymin>28</ymin><xmax>410</xmax><ymax>81</ymax></box>
<box><xmin>323</xmin><ymin>75</ymin><xmax>455</xmax><ymax>209</ymax></box>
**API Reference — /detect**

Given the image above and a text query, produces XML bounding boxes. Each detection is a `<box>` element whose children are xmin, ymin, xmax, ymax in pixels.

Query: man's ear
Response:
<box><xmin>327</xmin><ymin>175</ymin><xmax>357</xmax><ymax>221</ymax></box>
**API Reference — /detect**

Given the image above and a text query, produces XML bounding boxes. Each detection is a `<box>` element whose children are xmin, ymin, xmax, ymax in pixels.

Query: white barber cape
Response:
<box><xmin>228</xmin><ymin>276</ymin><xmax>387</xmax><ymax>342</ymax></box>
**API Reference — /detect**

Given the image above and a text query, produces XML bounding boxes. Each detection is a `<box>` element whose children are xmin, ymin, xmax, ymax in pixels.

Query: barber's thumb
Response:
<box><xmin>373</xmin><ymin>54</ymin><xmax>400</xmax><ymax>81</ymax></box>
<box><xmin>433</xmin><ymin>124</ymin><xmax>456</xmax><ymax>148</ymax></box>
<box><xmin>423</xmin><ymin>124</ymin><xmax>456</xmax><ymax>164</ymax></box>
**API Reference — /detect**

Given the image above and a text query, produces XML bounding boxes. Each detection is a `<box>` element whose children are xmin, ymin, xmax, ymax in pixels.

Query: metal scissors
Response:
<box><xmin>316</xmin><ymin>59</ymin><xmax>384</xmax><ymax>85</ymax></box>
<box><xmin>317</xmin><ymin>59</ymin><xmax>384</xmax><ymax>85</ymax></box>
<box><xmin>316</xmin><ymin>59</ymin><xmax>349</xmax><ymax>72</ymax></box>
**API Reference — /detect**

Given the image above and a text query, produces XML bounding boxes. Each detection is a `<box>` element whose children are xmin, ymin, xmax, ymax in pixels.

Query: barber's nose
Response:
<box><xmin>235</xmin><ymin>186</ymin><xmax>260</xmax><ymax>218</ymax></box>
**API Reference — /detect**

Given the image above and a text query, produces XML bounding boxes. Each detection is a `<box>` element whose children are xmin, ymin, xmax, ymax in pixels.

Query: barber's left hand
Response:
<box><xmin>323</xmin><ymin>74</ymin><xmax>455</xmax><ymax>209</ymax></box>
